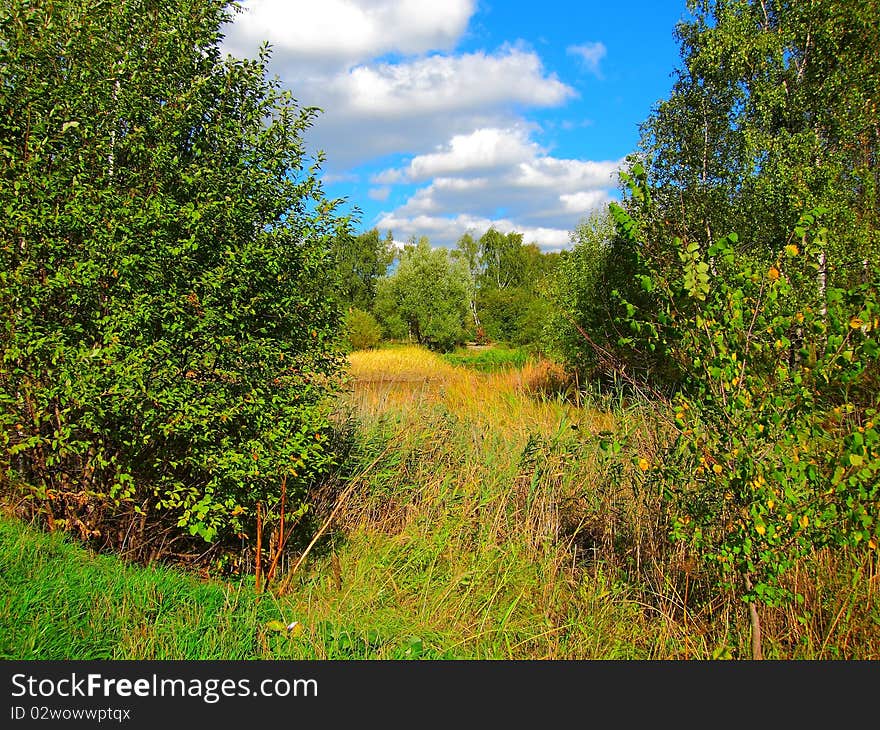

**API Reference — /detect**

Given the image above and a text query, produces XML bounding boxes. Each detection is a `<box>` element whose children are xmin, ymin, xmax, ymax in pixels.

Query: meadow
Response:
<box><xmin>4</xmin><ymin>345</ymin><xmax>876</xmax><ymax>659</ymax></box>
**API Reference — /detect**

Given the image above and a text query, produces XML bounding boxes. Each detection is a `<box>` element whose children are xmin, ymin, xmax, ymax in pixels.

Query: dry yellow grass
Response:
<box><xmin>277</xmin><ymin>345</ymin><xmax>684</xmax><ymax>659</ymax></box>
<box><xmin>344</xmin><ymin>346</ymin><xmax>614</xmax><ymax>439</ymax></box>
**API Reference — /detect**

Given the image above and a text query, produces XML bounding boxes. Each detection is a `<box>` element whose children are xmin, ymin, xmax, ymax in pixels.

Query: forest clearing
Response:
<box><xmin>2</xmin><ymin>0</ymin><xmax>878</xmax><ymax>665</ymax></box>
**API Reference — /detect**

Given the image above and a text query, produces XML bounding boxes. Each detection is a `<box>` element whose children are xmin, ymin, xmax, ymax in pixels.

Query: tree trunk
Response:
<box><xmin>744</xmin><ymin>574</ymin><xmax>763</xmax><ymax>660</ymax></box>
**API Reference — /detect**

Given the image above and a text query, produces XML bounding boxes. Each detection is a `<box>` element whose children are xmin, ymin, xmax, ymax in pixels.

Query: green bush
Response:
<box><xmin>607</xmin><ymin>169</ymin><xmax>880</xmax><ymax>657</ymax></box>
<box><xmin>343</xmin><ymin>308</ymin><xmax>383</xmax><ymax>351</ymax></box>
<box><xmin>0</xmin><ymin>1</ymin><xmax>349</xmax><ymax>548</ymax></box>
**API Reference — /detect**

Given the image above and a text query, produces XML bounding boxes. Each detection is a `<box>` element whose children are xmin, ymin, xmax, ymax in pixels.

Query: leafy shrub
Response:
<box><xmin>607</xmin><ymin>168</ymin><xmax>880</xmax><ymax>656</ymax></box>
<box><xmin>343</xmin><ymin>308</ymin><xmax>383</xmax><ymax>351</ymax></box>
<box><xmin>0</xmin><ymin>1</ymin><xmax>349</xmax><ymax>548</ymax></box>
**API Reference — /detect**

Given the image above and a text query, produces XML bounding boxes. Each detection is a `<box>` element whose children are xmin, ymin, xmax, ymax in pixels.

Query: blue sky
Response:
<box><xmin>223</xmin><ymin>1</ymin><xmax>691</xmax><ymax>250</ymax></box>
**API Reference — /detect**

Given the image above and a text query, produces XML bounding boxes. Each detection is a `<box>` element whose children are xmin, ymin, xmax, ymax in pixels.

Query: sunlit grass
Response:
<box><xmin>4</xmin><ymin>344</ymin><xmax>877</xmax><ymax>659</ymax></box>
<box><xmin>275</xmin><ymin>344</ymin><xmax>692</xmax><ymax>658</ymax></box>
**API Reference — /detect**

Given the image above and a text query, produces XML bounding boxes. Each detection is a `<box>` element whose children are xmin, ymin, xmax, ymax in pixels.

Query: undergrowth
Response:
<box><xmin>2</xmin><ymin>346</ymin><xmax>877</xmax><ymax>659</ymax></box>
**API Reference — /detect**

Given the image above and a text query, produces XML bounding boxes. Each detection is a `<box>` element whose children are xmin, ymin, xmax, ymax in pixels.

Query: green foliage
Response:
<box><xmin>609</xmin><ymin>181</ymin><xmax>880</xmax><ymax>610</ymax></box>
<box><xmin>475</xmin><ymin>286</ymin><xmax>552</xmax><ymax>348</ymax></box>
<box><xmin>546</xmin><ymin>211</ymin><xmax>616</xmax><ymax>369</ymax></box>
<box><xmin>640</xmin><ymin>0</ymin><xmax>880</xmax><ymax>268</ymax></box>
<box><xmin>479</xmin><ymin>228</ymin><xmax>528</xmax><ymax>290</ymax></box>
<box><xmin>332</xmin><ymin>228</ymin><xmax>395</xmax><ymax>311</ymax></box>
<box><xmin>472</xmin><ymin>229</ymin><xmax>560</xmax><ymax>348</ymax></box>
<box><xmin>0</xmin><ymin>0</ymin><xmax>349</xmax><ymax>547</ymax></box>
<box><xmin>374</xmin><ymin>238</ymin><xmax>470</xmax><ymax>352</ymax></box>
<box><xmin>549</xmin><ymin>202</ymin><xmax>674</xmax><ymax>383</ymax></box>
<box><xmin>442</xmin><ymin>346</ymin><xmax>531</xmax><ymax>372</ymax></box>
<box><xmin>343</xmin><ymin>308</ymin><xmax>382</xmax><ymax>351</ymax></box>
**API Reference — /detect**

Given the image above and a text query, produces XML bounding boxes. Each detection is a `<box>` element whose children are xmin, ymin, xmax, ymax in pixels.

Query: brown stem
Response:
<box><xmin>265</xmin><ymin>475</ymin><xmax>287</xmax><ymax>585</ymax></box>
<box><xmin>744</xmin><ymin>574</ymin><xmax>763</xmax><ymax>660</ymax></box>
<box><xmin>255</xmin><ymin>501</ymin><xmax>262</xmax><ymax>594</ymax></box>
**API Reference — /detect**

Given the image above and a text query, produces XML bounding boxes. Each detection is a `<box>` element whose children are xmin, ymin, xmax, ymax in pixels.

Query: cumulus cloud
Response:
<box><xmin>223</xmin><ymin>0</ymin><xmax>475</xmax><ymax>66</ymax></box>
<box><xmin>375</xmin><ymin>213</ymin><xmax>575</xmax><ymax>252</ymax></box>
<box><xmin>327</xmin><ymin>48</ymin><xmax>573</xmax><ymax>116</ymax></box>
<box><xmin>372</xmin><ymin>127</ymin><xmax>622</xmax><ymax>250</ymax></box>
<box><xmin>374</xmin><ymin>126</ymin><xmax>540</xmax><ymax>183</ymax></box>
<box><xmin>223</xmin><ymin>3</ymin><xmax>574</xmax><ymax>167</ymax></box>
<box><xmin>567</xmin><ymin>41</ymin><xmax>607</xmax><ymax>77</ymax></box>
<box><xmin>305</xmin><ymin>48</ymin><xmax>575</xmax><ymax>166</ymax></box>
<box><xmin>222</xmin><ymin>3</ymin><xmax>617</xmax><ymax>250</ymax></box>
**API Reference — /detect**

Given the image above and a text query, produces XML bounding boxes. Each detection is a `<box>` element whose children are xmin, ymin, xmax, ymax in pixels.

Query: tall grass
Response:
<box><xmin>442</xmin><ymin>345</ymin><xmax>532</xmax><ymax>372</ymax></box>
<box><xmin>287</xmin><ymin>346</ymin><xmax>879</xmax><ymax>659</ymax></box>
<box><xmin>3</xmin><ymin>345</ymin><xmax>877</xmax><ymax>658</ymax></box>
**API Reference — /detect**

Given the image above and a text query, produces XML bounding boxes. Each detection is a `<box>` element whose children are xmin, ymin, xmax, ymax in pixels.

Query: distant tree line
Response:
<box><xmin>333</xmin><ymin>227</ymin><xmax>561</xmax><ymax>352</ymax></box>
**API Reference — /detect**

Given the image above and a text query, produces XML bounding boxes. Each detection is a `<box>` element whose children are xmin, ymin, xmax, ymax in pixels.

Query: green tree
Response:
<box><xmin>374</xmin><ymin>238</ymin><xmax>469</xmax><ymax>351</ymax></box>
<box><xmin>452</xmin><ymin>232</ymin><xmax>482</xmax><ymax>335</ymax></box>
<box><xmin>332</xmin><ymin>227</ymin><xmax>395</xmax><ymax>311</ymax></box>
<box><xmin>0</xmin><ymin>0</ymin><xmax>350</xmax><ymax>549</ymax></box>
<box><xmin>478</xmin><ymin>228</ymin><xmax>528</xmax><ymax>290</ymax></box>
<box><xmin>472</xmin><ymin>230</ymin><xmax>560</xmax><ymax>348</ymax></box>
<box><xmin>546</xmin><ymin>210</ymin><xmax>631</xmax><ymax>374</ymax></box>
<box><xmin>639</xmin><ymin>0</ymin><xmax>880</xmax><ymax>274</ymax></box>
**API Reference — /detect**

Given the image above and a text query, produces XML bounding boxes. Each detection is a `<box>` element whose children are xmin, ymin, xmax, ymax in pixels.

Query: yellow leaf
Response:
<box><xmin>799</xmin><ymin>515</ymin><xmax>809</xmax><ymax>529</ymax></box>
<box><xmin>850</xmin><ymin>316</ymin><xmax>865</xmax><ymax>329</ymax></box>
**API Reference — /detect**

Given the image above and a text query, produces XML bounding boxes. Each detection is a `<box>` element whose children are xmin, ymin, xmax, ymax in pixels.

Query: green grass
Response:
<box><xmin>442</xmin><ymin>345</ymin><xmax>532</xmax><ymax>372</ymax></box>
<box><xmin>0</xmin><ymin>515</ymin><xmax>269</xmax><ymax>659</ymax></box>
<box><xmin>0</xmin><ymin>515</ymin><xmax>471</xmax><ymax>659</ymax></box>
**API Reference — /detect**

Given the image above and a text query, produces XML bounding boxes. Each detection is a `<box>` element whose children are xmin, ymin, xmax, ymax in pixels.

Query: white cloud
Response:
<box><xmin>329</xmin><ymin>48</ymin><xmax>573</xmax><ymax>116</ymax></box>
<box><xmin>224</xmin><ymin>3</ymin><xmax>578</xmax><ymax>170</ymax></box>
<box><xmin>511</xmin><ymin>157</ymin><xmax>618</xmax><ymax>190</ymax></box>
<box><xmin>560</xmin><ymin>190</ymin><xmax>608</xmax><ymax>212</ymax></box>
<box><xmin>304</xmin><ymin>47</ymin><xmax>575</xmax><ymax>167</ymax></box>
<box><xmin>223</xmin><ymin>38</ymin><xmax>576</xmax><ymax>169</ymax></box>
<box><xmin>376</xmin><ymin>213</ymin><xmax>574</xmax><ymax>252</ymax></box>
<box><xmin>374</xmin><ymin>126</ymin><xmax>540</xmax><ymax>183</ymax></box>
<box><xmin>371</xmin><ymin>127</ymin><xmax>622</xmax><ymax>250</ymax></box>
<box><xmin>223</xmin><ymin>0</ymin><xmax>476</xmax><ymax>66</ymax></box>
<box><xmin>222</xmin><ymin>4</ymin><xmax>618</xmax><ymax>251</ymax></box>
<box><xmin>567</xmin><ymin>42</ymin><xmax>607</xmax><ymax>77</ymax></box>
<box><xmin>368</xmin><ymin>186</ymin><xmax>391</xmax><ymax>201</ymax></box>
